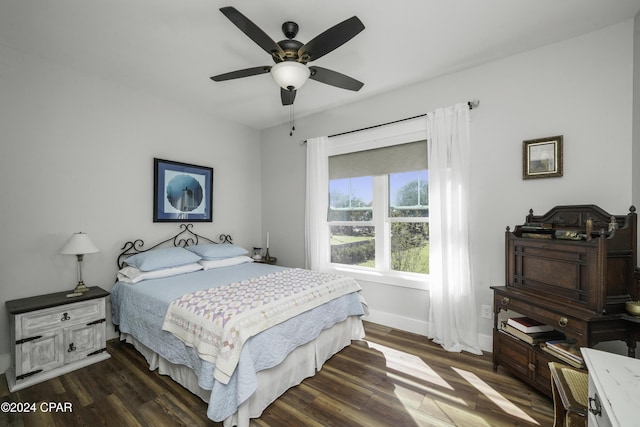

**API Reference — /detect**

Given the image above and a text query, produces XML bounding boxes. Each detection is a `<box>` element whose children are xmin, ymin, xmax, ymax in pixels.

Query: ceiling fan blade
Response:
<box><xmin>281</xmin><ymin>88</ymin><xmax>296</xmax><ymax>105</ymax></box>
<box><xmin>220</xmin><ymin>7</ymin><xmax>285</xmax><ymax>60</ymax></box>
<box><xmin>309</xmin><ymin>66</ymin><xmax>364</xmax><ymax>91</ymax></box>
<box><xmin>210</xmin><ymin>66</ymin><xmax>271</xmax><ymax>82</ymax></box>
<box><xmin>298</xmin><ymin>16</ymin><xmax>364</xmax><ymax>62</ymax></box>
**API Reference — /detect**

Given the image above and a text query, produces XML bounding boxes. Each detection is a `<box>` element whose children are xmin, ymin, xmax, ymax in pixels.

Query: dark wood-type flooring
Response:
<box><xmin>1</xmin><ymin>322</ymin><xmax>554</xmax><ymax>426</ymax></box>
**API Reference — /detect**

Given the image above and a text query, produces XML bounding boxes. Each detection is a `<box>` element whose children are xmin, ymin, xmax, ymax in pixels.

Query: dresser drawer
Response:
<box><xmin>18</xmin><ymin>298</ymin><xmax>106</xmax><ymax>338</ymax></box>
<box><xmin>495</xmin><ymin>291</ymin><xmax>585</xmax><ymax>341</ymax></box>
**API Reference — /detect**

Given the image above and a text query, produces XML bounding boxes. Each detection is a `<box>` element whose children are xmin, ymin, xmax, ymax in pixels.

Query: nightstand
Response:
<box><xmin>5</xmin><ymin>286</ymin><xmax>110</xmax><ymax>392</ymax></box>
<box><xmin>254</xmin><ymin>257</ymin><xmax>277</xmax><ymax>265</ymax></box>
<box><xmin>582</xmin><ymin>348</ymin><xmax>638</xmax><ymax>426</ymax></box>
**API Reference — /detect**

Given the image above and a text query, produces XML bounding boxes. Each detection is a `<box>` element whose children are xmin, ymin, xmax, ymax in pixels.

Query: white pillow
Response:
<box><xmin>198</xmin><ymin>255</ymin><xmax>254</xmax><ymax>270</ymax></box>
<box><xmin>117</xmin><ymin>263</ymin><xmax>203</xmax><ymax>284</ymax></box>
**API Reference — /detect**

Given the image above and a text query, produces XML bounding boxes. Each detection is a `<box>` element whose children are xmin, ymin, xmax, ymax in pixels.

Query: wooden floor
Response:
<box><xmin>1</xmin><ymin>322</ymin><xmax>554</xmax><ymax>426</ymax></box>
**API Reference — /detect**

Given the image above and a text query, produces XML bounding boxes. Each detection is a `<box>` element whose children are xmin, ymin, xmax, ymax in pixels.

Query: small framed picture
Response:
<box><xmin>154</xmin><ymin>158</ymin><xmax>213</xmax><ymax>222</ymax></box>
<box><xmin>522</xmin><ymin>135</ymin><xmax>563</xmax><ymax>179</ymax></box>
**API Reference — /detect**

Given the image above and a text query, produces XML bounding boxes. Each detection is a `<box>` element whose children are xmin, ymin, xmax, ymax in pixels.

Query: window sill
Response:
<box><xmin>326</xmin><ymin>265</ymin><xmax>429</xmax><ymax>291</ymax></box>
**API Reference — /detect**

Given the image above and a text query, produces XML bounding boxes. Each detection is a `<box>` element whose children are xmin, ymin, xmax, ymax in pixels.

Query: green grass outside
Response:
<box><xmin>394</xmin><ymin>243</ymin><xmax>429</xmax><ymax>274</ymax></box>
<box><xmin>330</xmin><ymin>235</ymin><xmax>373</xmax><ymax>245</ymax></box>
<box><xmin>331</xmin><ymin>236</ymin><xmax>429</xmax><ymax>273</ymax></box>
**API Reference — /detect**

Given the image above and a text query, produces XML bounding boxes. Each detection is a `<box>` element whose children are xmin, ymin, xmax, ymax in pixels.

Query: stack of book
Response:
<box><xmin>520</xmin><ymin>222</ymin><xmax>554</xmax><ymax>239</ymax></box>
<box><xmin>501</xmin><ymin>316</ymin><xmax>565</xmax><ymax>344</ymax></box>
<box><xmin>540</xmin><ymin>340</ymin><xmax>585</xmax><ymax>368</ymax></box>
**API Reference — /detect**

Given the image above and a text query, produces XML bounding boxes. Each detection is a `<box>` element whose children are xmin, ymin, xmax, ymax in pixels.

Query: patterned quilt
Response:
<box><xmin>162</xmin><ymin>268</ymin><xmax>362</xmax><ymax>384</ymax></box>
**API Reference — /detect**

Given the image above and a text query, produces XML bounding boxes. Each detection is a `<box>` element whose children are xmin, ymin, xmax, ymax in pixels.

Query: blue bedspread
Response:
<box><xmin>110</xmin><ymin>263</ymin><xmax>365</xmax><ymax>421</ymax></box>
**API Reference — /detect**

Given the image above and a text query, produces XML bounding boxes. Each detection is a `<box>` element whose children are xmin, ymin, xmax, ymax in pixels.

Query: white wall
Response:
<box><xmin>260</xmin><ymin>21</ymin><xmax>635</xmax><ymax>350</ymax></box>
<box><xmin>0</xmin><ymin>45</ymin><xmax>262</xmax><ymax>368</ymax></box>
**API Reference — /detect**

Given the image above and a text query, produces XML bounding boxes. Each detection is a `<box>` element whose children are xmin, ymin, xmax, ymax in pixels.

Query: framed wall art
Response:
<box><xmin>153</xmin><ymin>158</ymin><xmax>213</xmax><ymax>222</ymax></box>
<box><xmin>522</xmin><ymin>135</ymin><xmax>563</xmax><ymax>179</ymax></box>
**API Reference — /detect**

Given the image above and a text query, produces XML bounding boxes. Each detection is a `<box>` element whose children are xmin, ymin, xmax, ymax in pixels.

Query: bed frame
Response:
<box><xmin>116</xmin><ymin>223</ymin><xmax>232</xmax><ymax>268</ymax></box>
<box><xmin>113</xmin><ymin>224</ymin><xmax>365</xmax><ymax>426</ymax></box>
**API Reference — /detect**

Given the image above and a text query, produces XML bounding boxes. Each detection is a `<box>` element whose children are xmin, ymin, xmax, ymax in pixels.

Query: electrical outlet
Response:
<box><xmin>481</xmin><ymin>305</ymin><xmax>492</xmax><ymax>319</ymax></box>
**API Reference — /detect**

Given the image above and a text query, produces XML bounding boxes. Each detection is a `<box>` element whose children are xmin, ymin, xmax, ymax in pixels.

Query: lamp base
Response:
<box><xmin>71</xmin><ymin>281</ymin><xmax>90</xmax><ymax>294</ymax></box>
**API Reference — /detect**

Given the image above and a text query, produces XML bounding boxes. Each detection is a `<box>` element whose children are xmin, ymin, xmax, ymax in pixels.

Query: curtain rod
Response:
<box><xmin>302</xmin><ymin>99</ymin><xmax>479</xmax><ymax>144</ymax></box>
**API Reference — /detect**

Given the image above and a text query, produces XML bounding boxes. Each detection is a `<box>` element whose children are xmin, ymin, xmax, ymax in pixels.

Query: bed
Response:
<box><xmin>110</xmin><ymin>225</ymin><xmax>367</xmax><ymax>427</ymax></box>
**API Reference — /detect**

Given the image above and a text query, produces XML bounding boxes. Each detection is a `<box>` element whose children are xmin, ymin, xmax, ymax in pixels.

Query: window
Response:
<box><xmin>329</xmin><ymin>176</ymin><xmax>374</xmax><ymax>267</ymax></box>
<box><xmin>327</xmin><ymin>139</ymin><xmax>429</xmax><ymax>287</ymax></box>
<box><xmin>389</xmin><ymin>170</ymin><xmax>429</xmax><ymax>274</ymax></box>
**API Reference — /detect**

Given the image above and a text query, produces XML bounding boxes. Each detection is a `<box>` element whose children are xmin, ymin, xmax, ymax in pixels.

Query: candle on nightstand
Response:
<box><xmin>266</xmin><ymin>232</ymin><xmax>270</xmax><ymax>249</ymax></box>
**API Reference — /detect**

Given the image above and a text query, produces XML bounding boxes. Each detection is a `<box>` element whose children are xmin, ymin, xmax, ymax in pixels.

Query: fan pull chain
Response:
<box><xmin>289</xmin><ymin>103</ymin><xmax>296</xmax><ymax>136</ymax></box>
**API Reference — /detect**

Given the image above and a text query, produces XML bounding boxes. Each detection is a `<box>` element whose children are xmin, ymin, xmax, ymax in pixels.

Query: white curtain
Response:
<box><xmin>304</xmin><ymin>136</ymin><xmax>330</xmax><ymax>270</ymax></box>
<box><xmin>426</xmin><ymin>103</ymin><xmax>481</xmax><ymax>355</ymax></box>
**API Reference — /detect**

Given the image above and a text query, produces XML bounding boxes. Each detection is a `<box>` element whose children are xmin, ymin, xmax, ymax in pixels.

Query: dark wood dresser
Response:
<box><xmin>492</xmin><ymin>205</ymin><xmax>639</xmax><ymax>397</ymax></box>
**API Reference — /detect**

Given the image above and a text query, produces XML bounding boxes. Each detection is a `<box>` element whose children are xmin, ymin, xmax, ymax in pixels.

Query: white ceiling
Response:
<box><xmin>2</xmin><ymin>1</ymin><xmax>639</xmax><ymax>130</ymax></box>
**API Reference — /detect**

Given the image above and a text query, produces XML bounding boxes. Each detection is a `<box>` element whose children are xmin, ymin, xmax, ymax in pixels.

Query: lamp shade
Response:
<box><xmin>270</xmin><ymin>61</ymin><xmax>310</xmax><ymax>90</ymax></box>
<box><xmin>60</xmin><ymin>232</ymin><xmax>100</xmax><ymax>255</ymax></box>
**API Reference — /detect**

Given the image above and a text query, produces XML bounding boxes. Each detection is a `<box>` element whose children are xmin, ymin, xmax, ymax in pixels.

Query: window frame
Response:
<box><xmin>324</xmin><ymin>119</ymin><xmax>429</xmax><ymax>290</ymax></box>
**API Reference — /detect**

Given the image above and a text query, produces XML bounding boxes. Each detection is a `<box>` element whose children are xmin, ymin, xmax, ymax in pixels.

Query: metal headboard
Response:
<box><xmin>117</xmin><ymin>223</ymin><xmax>232</xmax><ymax>268</ymax></box>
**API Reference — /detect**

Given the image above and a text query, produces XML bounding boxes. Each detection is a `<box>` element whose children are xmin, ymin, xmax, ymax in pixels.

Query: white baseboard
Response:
<box><xmin>363</xmin><ymin>308</ymin><xmax>429</xmax><ymax>336</ymax></box>
<box><xmin>478</xmin><ymin>333</ymin><xmax>493</xmax><ymax>353</ymax></box>
<box><xmin>363</xmin><ymin>309</ymin><xmax>493</xmax><ymax>353</ymax></box>
<box><xmin>0</xmin><ymin>352</ymin><xmax>10</xmax><ymax>376</ymax></box>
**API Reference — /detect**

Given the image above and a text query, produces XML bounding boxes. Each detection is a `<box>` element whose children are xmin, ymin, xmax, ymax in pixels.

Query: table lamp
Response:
<box><xmin>60</xmin><ymin>232</ymin><xmax>100</xmax><ymax>295</ymax></box>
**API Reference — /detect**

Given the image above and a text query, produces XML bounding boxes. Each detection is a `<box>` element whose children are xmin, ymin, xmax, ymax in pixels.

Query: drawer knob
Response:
<box><xmin>61</xmin><ymin>312</ymin><xmax>71</xmax><ymax>321</ymax></box>
<box><xmin>588</xmin><ymin>395</ymin><xmax>602</xmax><ymax>416</ymax></box>
<box><xmin>67</xmin><ymin>343</ymin><xmax>76</xmax><ymax>353</ymax></box>
<box><xmin>527</xmin><ymin>363</ymin><xmax>536</xmax><ymax>372</ymax></box>
<box><xmin>557</xmin><ymin>317</ymin><xmax>568</xmax><ymax>328</ymax></box>
<box><xmin>501</xmin><ymin>297</ymin><xmax>509</xmax><ymax>306</ymax></box>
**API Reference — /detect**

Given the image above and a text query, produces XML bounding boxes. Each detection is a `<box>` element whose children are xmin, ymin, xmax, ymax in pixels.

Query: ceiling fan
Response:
<box><xmin>210</xmin><ymin>6</ymin><xmax>365</xmax><ymax>106</ymax></box>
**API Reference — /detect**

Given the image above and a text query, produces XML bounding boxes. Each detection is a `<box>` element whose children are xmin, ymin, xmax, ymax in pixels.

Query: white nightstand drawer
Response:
<box><xmin>19</xmin><ymin>298</ymin><xmax>105</xmax><ymax>338</ymax></box>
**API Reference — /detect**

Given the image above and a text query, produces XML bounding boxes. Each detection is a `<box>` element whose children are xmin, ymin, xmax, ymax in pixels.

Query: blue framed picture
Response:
<box><xmin>153</xmin><ymin>158</ymin><xmax>213</xmax><ymax>222</ymax></box>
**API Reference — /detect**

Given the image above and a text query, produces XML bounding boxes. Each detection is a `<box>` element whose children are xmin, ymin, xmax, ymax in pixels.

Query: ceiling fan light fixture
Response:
<box><xmin>271</xmin><ymin>61</ymin><xmax>310</xmax><ymax>90</ymax></box>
